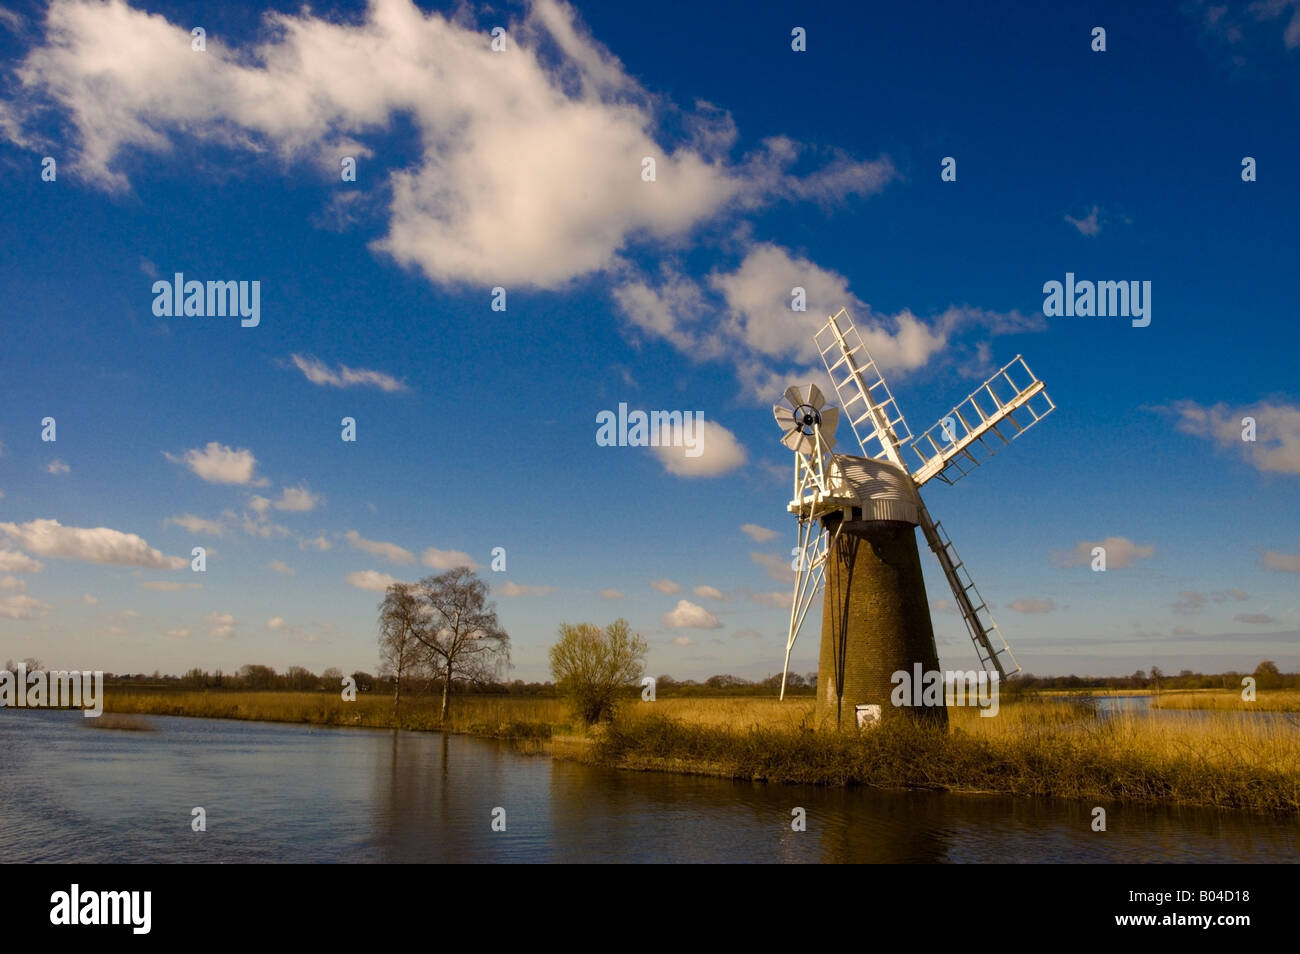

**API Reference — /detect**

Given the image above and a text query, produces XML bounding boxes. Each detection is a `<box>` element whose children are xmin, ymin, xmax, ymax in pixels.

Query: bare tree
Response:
<box><xmin>378</xmin><ymin>582</ymin><xmax>423</xmax><ymax>714</ymax></box>
<box><xmin>403</xmin><ymin>568</ymin><xmax>509</xmax><ymax>720</ymax></box>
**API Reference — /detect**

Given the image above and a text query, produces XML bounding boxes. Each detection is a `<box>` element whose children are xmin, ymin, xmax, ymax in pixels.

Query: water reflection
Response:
<box><xmin>0</xmin><ymin>709</ymin><xmax>1294</xmax><ymax>863</ymax></box>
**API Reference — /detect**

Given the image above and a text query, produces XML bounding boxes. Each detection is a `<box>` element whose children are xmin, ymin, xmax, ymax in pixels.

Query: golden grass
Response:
<box><xmin>103</xmin><ymin>688</ymin><xmax>1300</xmax><ymax>812</ymax></box>
<box><xmin>103</xmin><ymin>690</ymin><xmax>570</xmax><ymax>739</ymax></box>
<box><xmin>1150</xmin><ymin>689</ymin><xmax>1300</xmax><ymax>712</ymax></box>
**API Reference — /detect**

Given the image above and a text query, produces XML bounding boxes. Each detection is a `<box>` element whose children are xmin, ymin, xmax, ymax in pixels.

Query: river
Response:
<box><xmin>0</xmin><ymin>709</ymin><xmax>1294</xmax><ymax>862</ymax></box>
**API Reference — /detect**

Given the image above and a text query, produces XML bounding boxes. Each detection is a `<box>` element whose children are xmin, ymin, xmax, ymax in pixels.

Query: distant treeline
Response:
<box><xmin>1015</xmin><ymin>661</ymin><xmax>1296</xmax><ymax>691</ymax></box>
<box><xmin>88</xmin><ymin>664</ymin><xmax>820</xmax><ymax>696</ymax></box>
<box><xmin>64</xmin><ymin>660</ymin><xmax>1298</xmax><ymax>694</ymax></box>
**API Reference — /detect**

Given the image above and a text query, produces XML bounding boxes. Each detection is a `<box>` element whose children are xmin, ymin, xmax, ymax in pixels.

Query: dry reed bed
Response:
<box><xmin>101</xmin><ymin>690</ymin><xmax>1299</xmax><ymax>813</ymax></box>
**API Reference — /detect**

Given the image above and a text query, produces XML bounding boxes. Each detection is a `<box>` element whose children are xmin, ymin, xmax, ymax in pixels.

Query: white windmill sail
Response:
<box><xmin>773</xmin><ymin>307</ymin><xmax>1056</xmax><ymax>684</ymax></box>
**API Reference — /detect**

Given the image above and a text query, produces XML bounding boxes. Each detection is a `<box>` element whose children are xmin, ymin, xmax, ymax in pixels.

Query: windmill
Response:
<box><xmin>773</xmin><ymin>308</ymin><xmax>1055</xmax><ymax>728</ymax></box>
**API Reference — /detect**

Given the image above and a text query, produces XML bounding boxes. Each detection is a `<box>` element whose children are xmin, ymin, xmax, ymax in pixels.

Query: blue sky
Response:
<box><xmin>1</xmin><ymin>0</ymin><xmax>1297</xmax><ymax>681</ymax></box>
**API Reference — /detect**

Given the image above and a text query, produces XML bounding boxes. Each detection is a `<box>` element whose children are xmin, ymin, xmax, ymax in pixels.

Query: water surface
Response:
<box><xmin>0</xmin><ymin>710</ymin><xmax>1294</xmax><ymax>862</ymax></box>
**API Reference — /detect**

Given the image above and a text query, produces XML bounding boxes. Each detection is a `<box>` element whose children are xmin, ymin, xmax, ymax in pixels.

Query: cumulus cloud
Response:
<box><xmin>740</xmin><ymin>523</ymin><xmax>778</xmax><ymax>542</ymax></box>
<box><xmin>650</xmin><ymin>579</ymin><xmax>681</xmax><ymax>594</ymax></box>
<box><xmin>1052</xmin><ymin>536</ymin><xmax>1155</xmax><ymax>569</ymax></box>
<box><xmin>206</xmin><ymin>612</ymin><xmax>236</xmax><ymax>638</ymax></box>
<box><xmin>497</xmin><ymin>582</ymin><xmax>554</xmax><ymax>597</ymax></box>
<box><xmin>1163</xmin><ymin>400</ymin><xmax>1300</xmax><ymax>475</ymax></box>
<box><xmin>648</xmin><ymin>418</ymin><xmax>747</xmax><ymax>477</ymax></box>
<box><xmin>345</xmin><ymin>569</ymin><xmax>401</xmax><ymax>592</ymax></box>
<box><xmin>599</xmin><ymin>588</ymin><xmax>624</xmax><ymax>599</ymax></box>
<box><xmin>345</xmin><ymin>530</ymin><xmax>415</xmax><ymax>565</ymax></box>
<box><xmin>0</xmin><ymin>593</ymin><xmax>52</xmax><ymax>619</ymax></box>
<box><xmin>421</xmin><ymin>547</ymin><xmax>481</xmax><ymax>571</ymax></box>
<box><xmin>289</xmin><ymin>354</ymin><xmax>408</xmax><ymax>392</ymax></box>
<box><xmin>46</xmin><ymin>459</ymin><xmax>70</xmax><ymax>475</ymax></box>
<box><xmin>165</xmin><ymin>442</ymin><xmax>260</xmax><ymax>485</ymax></box>
<box><xmin>273</xmin><ymin>486</ymin><xmax>322</xmax><ymax>512</ymax></box>
<box><xmin>0</xmin><ymin>549</ymin><xmax>43</xmax><ymax>573</ymax></box>
<box><xmin>0</xmin><ymin>575</ymin><xmax>27</xmax><ymax>591</ymax></box>
<box><xmin>1262</xmin><ymin>550</ymin><xmax>1300</xmax><ymax>572</ymax></box>
<box><xmin>660</xmin><ymin>599</ymin><xmax>722</xmax><ymax>629</ymax></box>
<box><xmin>165</xmin><ymin>514</ymin><xmax>225</xmax><ymax>535</ymax></box>
<box><xmin>1009</xmin><ymin>598</ymin><xmax>1056</xmax><ymax>614</ymax></box>
<box><xmin>0</xmin><ymin>518</ymin><xmax>187</xmax><ymax>569</ymax></box>
<box><xmin>1</xmin><ymin>0</ymin><xmax>885</xmax><ymax>291</ymax></box>
<box><xmin>693</xmin><ymin>585</ymin><xmax>727</xmax><ymax>601</ymax></box>
<box><xmin>751</xmin><ymin>551</ymin><xmax>796</xmax><ymax>583</ymax></box>
<box><xmin>748</xmin><ymin>591</ymin><xmax>791</xmax><ymax>609</ymax></box>
<box><xmin>269</xmin><ymin>560</ymin><xmax>296</xmax><ymax>575</ymax></box>
<box><xmin>267</xmin><ymin>616</ymin><xmax>287</xmax><ymax>630</ymax></box>
<box><xmin>300</xmin><ymin>535</ymin><xmax>332</xmax><ymax>552</ymax></box>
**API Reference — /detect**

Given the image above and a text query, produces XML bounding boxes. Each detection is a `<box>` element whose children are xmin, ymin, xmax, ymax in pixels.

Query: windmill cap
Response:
<box><xmin>830</xmin><ymin>455</ymin><xmax>921</xmax><ymax>525</ymax></box>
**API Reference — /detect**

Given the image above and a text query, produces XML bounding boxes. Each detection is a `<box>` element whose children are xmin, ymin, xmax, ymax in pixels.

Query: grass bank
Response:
<box><xmin>102</xmin><ymin>688</ymin><xmax>1300</xmax><ymax>814</ymax></box>
<box><xmin>1149</xmin><ymin>689</ymin><xmax>1300</xmax><ymax>711</ymax></box>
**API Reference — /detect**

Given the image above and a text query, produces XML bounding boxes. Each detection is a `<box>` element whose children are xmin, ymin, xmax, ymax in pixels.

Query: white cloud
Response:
<box><xmin>0</xmin><ymin>549</ymin><xmax>43</xmax><ymax>573</ymax></box>
<box><xmin>46</xmin><ymin>459</ymin><xmax>70</xmax><ymax>475</ymax></box>
<box><xmin>421</xmin><ymin>547</ymin><xmax>481</xmax><ymax>571</ymax></box>
<box><xmin>748</xmin><ymin>591</ymin><xmax>791</xmax><ymax>609</ymax></box>
<box><xmin>0</xmin><ymin>593</ymin><xmax>52</xmax><ymax>619</ymax></box>
<box><xmin>273</xmin><ymin>486</ymin><xmax>322</xmax><ymax>512</ymax></box>
<box><xmin>599</xmin><ymin>588</ymin><xmax>624</xmax><ymax>599</ymax></box>
<box><xmin>267</xmin><ymin>616</ymin><xmax>287</xmax><ymax>630</ymax></box>
<box><xmin>139</xmin><ymin>581</ymin><xmax>202</xmax><ymax>591</ymax></box>
<box><xmin>206</xmin><ymin>612</ymin><xmax>235</xmax><ymax>638</ymax></box>
<box><xmin>300</xmin><ymin>535</ymin><xmax>332</xmax><ymax>552</ymax></box>
<box><xmin>0</xmin><ymin>575</ymin><xmax>27</xmax><ymax>591</ymax></box>
<box><xmin>345</xmin><ymin>569</ymin><xmax>401</xmax><ymax>592</ymax></box>
<box><xmin>650</xmin><ymin>418</ymin><xmax>746</xmax><ymax>477</ymax></box>
<box><xmin>165</xmin><ymin>514</ymin><xmax>225</xmax><ymax>535</ymax></box>
<box><xmin>693</xmin><ymin>585</ymin><xmax>727</xmax><ymax>601</ymax></box>
<box><xmin>740</xmin><ymin>523</ymin><xmax>777</xmax><ymax>542</ymax></box>
<box><xmin>165</xmin><ymin>442</ymin><xmax>260</xmax><ymax>485</ymax></box>
<box><xmin>5</xmin><ymin>0</ymin><xmax>893</xmax><ymax>296</ymax></box>
<box><xmin>1263</xmin><ymin>550</ymin><xmax>1300</xmax><ymax>572</ymax></box>
<box><xmin>346</xmin><ymin>530</ymin><xmax>415</xmax><ymax>564</ymax></box>
<box><xmin>289</xmin><ymin>354</ymin><xmax>408</xmax><ymax>392</ymax></box>
<box><xmin>497</xmin><ymin>582</ymin><xmax>555</xmax><ymax>597</ymax></box>
<box><xmin>751</xmin><ymin>551</ymin><xmax>796</xmax><ymax>583</ymax></box>
<box><xmin>1166</xmin><ymin>400</ymin><xmax>1300</xmax><ymax>475</ymax></box>
<box><xmin>1008</xmin><ymin>598</ymin><xmax>1056</xmax><ymax>614</ymax></box>
<box><xmin>1053</xmin><ymin>536</ymin><xmax>1155</xmax><ymax>569</ymax></box>
<box><xmin>930</xmin><ymin>598</ymin><xmax>956</xmax><ymax>613</ymax></box>
<box><xmin>0</xmin><ymin>518</ymin><xmax>187</xmax><ymax>569</ymax></box>
<box><xmin>660</xmin><ymin>599</ymin><xmax>722</xmax><ymax>629</ymax></box>
<box><xmin>650</xmin><ymin>579</ymin><xmax>681</xmax><ymax>594</ymax></box>
<box><xmin>1065</xmin><ymin>205</ymin><xmax>1101</xmax><ymax>236</ymax></box>
<box><xmin>269</xmin><ymin>560</ymin><xmax>296</xmax><ymax>575</ymax></box>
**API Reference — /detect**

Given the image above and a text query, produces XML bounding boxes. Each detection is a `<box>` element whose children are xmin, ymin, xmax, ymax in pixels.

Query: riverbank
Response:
<box><xmin>100</xmin><ymin>689</ymin><xmax>1300</xmax><ymax>814</ymax></box>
